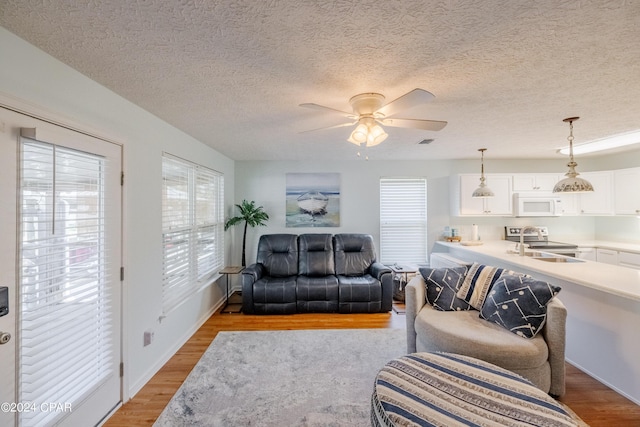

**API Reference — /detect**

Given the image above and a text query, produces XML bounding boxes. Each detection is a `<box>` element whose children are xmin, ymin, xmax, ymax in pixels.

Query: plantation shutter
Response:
<box><xmin>162</xmin><ymin>157</ymin><xmax>193</xmax><ymax>312</ymax></box>
<box><xmin>195</xmin><ymin>166</ymin><xmax>225</xmax><ymax>277</ymax></box>
<box><xmin>19</xmin><ymin>138</ymin><xmax>114</xmax><ymax>427</ymax></box>
<box><xmin>162</xmin><ymin>154</ymin><xmax>224</xmax><ymax>314</ymax></box>
<box><xmin>379</xmin><ymin>178</ymin><xmax>428</xmax><ymax>264</ymax></box>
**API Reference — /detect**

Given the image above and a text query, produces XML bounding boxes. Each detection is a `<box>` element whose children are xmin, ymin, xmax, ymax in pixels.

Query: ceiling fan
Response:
<box><xmin>300</xmin><ymin>88</ymin><xmax>447</xmax><ymax>147</ymax></box>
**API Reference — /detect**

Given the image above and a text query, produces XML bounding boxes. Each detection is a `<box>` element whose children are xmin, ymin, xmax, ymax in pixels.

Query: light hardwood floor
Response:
<box><xmin>105</xmin><ymin>304</ymin><xmax>640</xmax><ymax>426</ymax></box>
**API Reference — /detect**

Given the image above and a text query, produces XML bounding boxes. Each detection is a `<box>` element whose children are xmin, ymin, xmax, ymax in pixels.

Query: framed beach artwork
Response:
<box><xmin>286</xmin><ymin>173</ymin><xmax>340</xmax><ymax>227</ymax></box>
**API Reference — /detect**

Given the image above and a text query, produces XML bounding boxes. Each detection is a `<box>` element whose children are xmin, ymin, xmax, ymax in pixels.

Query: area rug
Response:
<box><xmin>154</xmin><ymin>329</ymin><xmax>407</xmax><ymax>426</ymax></box>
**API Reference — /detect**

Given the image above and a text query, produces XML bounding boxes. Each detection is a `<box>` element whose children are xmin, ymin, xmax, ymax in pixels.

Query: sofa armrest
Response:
<box><xmin>370</xmin><ymin>262</ymin><xmax>391</xmax><ymax>280</ymax></box>
<box><xmin>242</xmin><ymin>263</ymin><xmax>264</xmax><ymax>282</ymax></box>
<box><xmin>371</xmin><ymin>262</ymin><xmax>393</xmax><ymax>312</ymax></box>
<box><xmin>241</xmin><ymin>263</ymin><xmax>264</xmax><ymax>314</ymax></box>
<box><xmin>405</xmin><ymin>275</ymin><xmax>427</xmax><ymax>353</ymax></box>
<box><xmin>542</xmin><ymin>297</ymin><xmax>567</xmax><ymax>397</ymax></box>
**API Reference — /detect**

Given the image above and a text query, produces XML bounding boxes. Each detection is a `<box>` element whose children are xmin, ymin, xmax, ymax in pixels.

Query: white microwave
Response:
<box><xmin>513</xmin><ymin>193</ymin><xmax>563</xmax><ymax>217</ymax></box>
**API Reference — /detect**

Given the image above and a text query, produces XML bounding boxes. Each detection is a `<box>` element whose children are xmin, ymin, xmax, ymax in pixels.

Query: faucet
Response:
<box><xmin>519</xmin><ymin>226</ymin><xmax>543</xmax><ymax>256</ymax></box>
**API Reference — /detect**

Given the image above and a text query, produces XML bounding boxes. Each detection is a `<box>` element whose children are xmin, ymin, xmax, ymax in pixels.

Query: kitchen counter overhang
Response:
<box><xmin>433</xmin><ymin>240</ymin><xmax>640</xmax><ymax>302</ymax></box>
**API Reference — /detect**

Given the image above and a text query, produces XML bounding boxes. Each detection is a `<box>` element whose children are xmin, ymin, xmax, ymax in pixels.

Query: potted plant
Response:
<box><xmin>224</xmin><ymin>200</ymin><xmax>269</xmax><ymax>266</ymax></box>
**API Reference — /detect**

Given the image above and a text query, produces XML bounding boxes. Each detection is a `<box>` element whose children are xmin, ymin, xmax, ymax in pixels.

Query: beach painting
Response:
<box><xmin>286</xmin><ymin>173</ymin><xmax>340</xmax><ymax>227</ymax></box>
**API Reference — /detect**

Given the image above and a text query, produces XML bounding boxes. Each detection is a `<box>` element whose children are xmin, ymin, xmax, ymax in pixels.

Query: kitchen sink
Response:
<box><xmin>530</xmin><ymin>256</ymin><xmax>584</xmax><ymax>263</ymax></box>
<box><xmin>506</xmin><ymin>249</ymin><xmax>542</xmax><ymax>256</ymax></box>
<box><xmin>506</xmin><ymin>249</ymin><xmax>585</xmax><ymax>263</ymax></box>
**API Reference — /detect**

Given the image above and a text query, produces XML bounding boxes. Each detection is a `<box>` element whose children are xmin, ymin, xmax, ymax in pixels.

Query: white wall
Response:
<box><xmin>234</xmin><ymin>159</ymin><xmax>603</xmax><ymax>266</ymax></box>
<box><xmin>234</xmin><ymin>160</ymin><xmax>455</xmax><ymax>265</ymax></box>
<box><xmin>0</xmin><ymin>27</ymin><xmax>235</xmax><ymax>399</ymax></box>
<box><xmin>595</xmin><ymin>217</ymin><xmax>640</xmax><ymax>242</ymax></box>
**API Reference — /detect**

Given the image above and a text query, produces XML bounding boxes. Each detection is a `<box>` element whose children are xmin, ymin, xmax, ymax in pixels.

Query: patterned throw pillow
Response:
<box><xmin>480</xmin><ymin>275</ymin><xmax>561</xmax><ymax>338</ymax></box>
<box><xmin>419</xmin><ymin>267</ymin><xmax>471</xmax><ymax>311</ymax></box>
<box><xmin>456</xmin><ymin>263</ymin><xmax>514</xmax><ymax>309</ymax></box>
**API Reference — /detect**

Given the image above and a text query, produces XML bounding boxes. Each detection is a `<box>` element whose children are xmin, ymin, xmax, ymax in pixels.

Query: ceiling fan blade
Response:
<box><xmin>299</xmin><ymin>121</ymin><xmax>356</xmax><ymax>134</ymax></box>
<box><xmin>380</xmin><ymin>118</ymin><xmax>448</xmax><ymax>131</ymax></box>
<box><xmin>376</xmin><ymin>88</ymin><xmax>435</xmax><ymax>117</ymax></box>
<box><xmin>299</xmin><ymin>103</ymin><xmax>354</xmax><ymax>117</ymax></box>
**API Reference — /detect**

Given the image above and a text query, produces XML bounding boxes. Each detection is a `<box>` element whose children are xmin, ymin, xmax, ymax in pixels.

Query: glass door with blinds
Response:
<box><xmin>0</xmin><ymin>106</ymin><xmax>122</xmax><ymax>427</ymax></box>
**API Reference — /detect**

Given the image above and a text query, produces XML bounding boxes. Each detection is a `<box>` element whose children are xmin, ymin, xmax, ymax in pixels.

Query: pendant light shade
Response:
<box><xmin>347</xmin><ymin>122</ymin><xmax>369</xmax><ymax>145</ymax></box>
<box><xmin>472</xmin><ymin>148</ymin><xmax>495</xmax><ymax>198</ymax></box>
<box><xmin>553</xmin><ymin>117</ymin><xmax>594</xmax><ymax>193</ymax></box>
<box><xmin>347</xmin><ymin>117</ymin><xmax>388</xmax><ymax>147</ymax></box>
<box><xmin>367</xmin><ymin>123</ymin><xmax>388</xmax><ymax>146</ymax></box>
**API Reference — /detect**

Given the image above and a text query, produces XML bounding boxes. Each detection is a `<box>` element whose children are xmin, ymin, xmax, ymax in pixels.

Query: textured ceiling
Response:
<box><xmin>1</xmin><ymin>0</ymin><xmax>639</xmax><ymax>161</ymax></box>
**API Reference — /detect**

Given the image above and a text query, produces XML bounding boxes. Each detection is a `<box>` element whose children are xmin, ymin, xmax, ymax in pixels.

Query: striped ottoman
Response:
<box><xmin>371</xmin><ymin>352</ymin><xmax>577</xmax><ymax>427</ymax></box>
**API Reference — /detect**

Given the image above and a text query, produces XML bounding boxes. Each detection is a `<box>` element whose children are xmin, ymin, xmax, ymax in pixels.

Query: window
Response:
<box><xmin>162</xmin><ymin>154</ymin><xmax>224</xmax><ymax>314</ymax></box>
<box><xmin>379</xmin><ymin>178</ymin><xmax>428</xmax><ymax>264</ymax></box>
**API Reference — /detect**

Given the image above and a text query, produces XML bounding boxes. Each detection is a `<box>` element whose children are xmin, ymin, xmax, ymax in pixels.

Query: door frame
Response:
<box><xmin>0</xmin><ymin>92</ymin><xmax>129</xmax><ymax>413</ymax></box>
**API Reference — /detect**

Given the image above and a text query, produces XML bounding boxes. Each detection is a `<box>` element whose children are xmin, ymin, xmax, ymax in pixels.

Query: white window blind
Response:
<box><xmin>380</xmin><ymin>178</ymin><xmax>428</xmax><ymax>264</ymax></box>
<box><xmin>19</xmin><ymin>139</ymin><xmax>113</xmax><ymax>427</ymax></box>
<box><xmin>162</xmin><ymin>154</ymin><xmax>224</xmax><ymax>314</ymax></box>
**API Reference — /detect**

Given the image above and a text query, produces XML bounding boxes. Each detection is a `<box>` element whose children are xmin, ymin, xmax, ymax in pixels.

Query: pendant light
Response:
<box><xmin>472</xmin><ymin>148</ymin><xmax>494</xmax><ymax>198</ymax></box>
<box><xmin>553</xmin><ymin>117</ymin><xmax>594</xmax><ymax>193</ymax></box>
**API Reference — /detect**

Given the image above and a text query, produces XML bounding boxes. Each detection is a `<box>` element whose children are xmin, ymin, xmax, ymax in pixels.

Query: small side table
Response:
<box><xmin>220</xmin><ymin>266</ymin><xmax>244</xmax><ymax>313</ymax></box>
<box><xmin>389</xmin><ymin>264</ymin><xmax>418</xmax><ymax>303</ymax></box>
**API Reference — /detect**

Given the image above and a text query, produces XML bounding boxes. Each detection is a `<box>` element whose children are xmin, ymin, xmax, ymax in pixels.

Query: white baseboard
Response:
<box><xmin>127</xmin><ymin>297</ymin><xmax>226</xmax><ymax>399</ymax></box>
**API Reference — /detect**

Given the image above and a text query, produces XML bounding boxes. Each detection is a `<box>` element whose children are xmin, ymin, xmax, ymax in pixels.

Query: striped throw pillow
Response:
<box><xmin>456</xmin><ymin>263</ymin><xmax>526</xmax><ymax>309</ymax></box>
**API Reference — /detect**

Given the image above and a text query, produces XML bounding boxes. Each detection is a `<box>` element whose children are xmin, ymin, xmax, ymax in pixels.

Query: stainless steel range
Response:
<box><xmin>504</xmin><ymin>226</ymin><xmax>578</xmax><ymax>257</ymax></box>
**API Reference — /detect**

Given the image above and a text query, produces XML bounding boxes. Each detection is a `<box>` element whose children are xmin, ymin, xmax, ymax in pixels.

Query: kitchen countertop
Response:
<box><xmin>433</xmin><ymin>240</ymin><xmax>640</xmax><ymax>302</ymax></box>
<box><xmin>571</xmin><ymin>240</ymin><xmax>640</xmax><ymax>254</ymax></box>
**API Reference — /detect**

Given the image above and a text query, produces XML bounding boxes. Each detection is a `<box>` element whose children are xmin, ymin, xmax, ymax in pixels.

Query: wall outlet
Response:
<box><xmin>143</xmin><ymin>330</ymin><xmax>154</xmax><ymax>346</ymax></box>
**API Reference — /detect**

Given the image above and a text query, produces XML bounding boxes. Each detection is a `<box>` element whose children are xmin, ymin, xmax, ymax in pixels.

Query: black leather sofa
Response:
<box><xmin>241</xmin><ymin>233</ymin><xmax>393</xmax><ymax>314</ymax></box>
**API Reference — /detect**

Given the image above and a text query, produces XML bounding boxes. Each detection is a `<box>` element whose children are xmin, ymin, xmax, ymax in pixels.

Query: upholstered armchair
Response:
<box><xmin>405</xmin><ymin>267</ymin><xmax>567</xmax><ymax>397</ymax></box>
<box><xmin>242</xmin><ymin>234</ymin><xmax>298</xmax><ymax>314</ymax></box>
<box><xmin>296</xmin><ymin>233</ymin><xmax>339</xmax><ymax>312</ymax></box>
<box><xmin>333</xmin><ymin>234</ymin><xmax>393</xmax><ymax>313</ymax></box>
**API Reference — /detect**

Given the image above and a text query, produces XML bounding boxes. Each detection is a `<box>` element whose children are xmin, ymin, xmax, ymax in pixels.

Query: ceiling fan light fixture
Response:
<box><xmin>347</xmin><ymin>122</ymin><xmax>369</xmax><ymax>145</ymax></box>
<box><xmin>367</xmin><ymin>123</ymin><xmax>388</xmax><ymax>146</ymax></box>
<box><xmin>301</xmin><ymin>89</ymin><xmax>447</xmax><ymax>149</ymax></box>
<box><xmin>553</xmin><ymin>117</ymin><xmax>594</xmax><ymax>193</ymax></box>
<box><xmin>472</xmin><ymin>148</ymin><xmax>495</xmax><ymax>198</ymax></box>
<box><xmin>347</xmin><ymin>118</ymin><xmax>387</xmax><ymax>147</ymax></box>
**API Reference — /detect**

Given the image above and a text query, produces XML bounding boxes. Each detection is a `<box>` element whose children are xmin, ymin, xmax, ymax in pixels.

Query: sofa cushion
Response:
<box><xmin>334</xmin><ymin>234</ymin><xmax>376</xmax><ymax>276</ymax></box>
<box><xmin>257</xmin><ymin>234</ymin><xmax>299</xmax><ymax>277</ymax></box>
<box><xmin>298</xmin><ymin>234</ymin><xmax>335</xmax><ymax>276</ymax></box>
<box><xmin>414</xmin><ymin>308</ymin><xmax>549</xmax><ymax>371</ymax></box>
<box><xmin>419</xmin><ymin>267</ymin><xmax>471</xmax><ymax>311</ymax></box>
<box><xmin>338</xmin><ymin>275</ymin><xmax>381</xmax><ymax>301</ymax></box>
<box><xmin>338</xmin><ymin>274</ymin><xmax>382</xmax><ymax>313</ymax></box>
<box><xmin>296</xmin><ymin>275</ymin><xmax>339</xmax><ymax>313</ymax></box>
<box><xmin>456</xmin><ymin>263</ymin><xmax>526</xmax><ymax>309</ymax></box>
<box><xmin>480</xmin><ymin>275</ymin><xmax>562</xmax><ymax>338</ymax></box>
<box><xmin>252</xmin><ymin>276</ymin><xmax>297</xmax><ymax>314</ymax></box>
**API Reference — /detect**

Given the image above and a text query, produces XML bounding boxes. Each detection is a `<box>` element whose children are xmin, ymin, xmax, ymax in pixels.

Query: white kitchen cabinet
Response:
<box><xmin>578</xmin><ymin>171</ymin><xmax>614</xmax><ymax>215</ymax></box>
<box><xmin>596</xmin><ymin>248</ymin><xmax>619</xmax><ymax>265</ymax></box>
<box><xmin>614</xmin><ymin>168</ymin><xmax>640</xmax><ymax>215</ymax></box>
<box><xmin>512</xmin><ymin>174</ymin><xmax>559</xmax><ymax>192</ymax></box>
<box><xmin>453</xmin><ymin>174</ymin><xmax>512</xmax><ymax>216</ymax></box>
<box><xmin>618</xmin><ymin>251</ymin><xmax>640</xmax><ymax>270</ymax></box>
<box><xmin>594</xmin><ymin>248</ymin><xmax>640</xmax><ymax>270</ymax></box>
<box><xmin>576</xmin><ymin>247</ymin><xmax>596</xmax><ymax>261</ymax></box>
<box><xmin>557</xmin><ymin>193</ymin><xmax>579</xmax><ymax>215</ymax></box>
